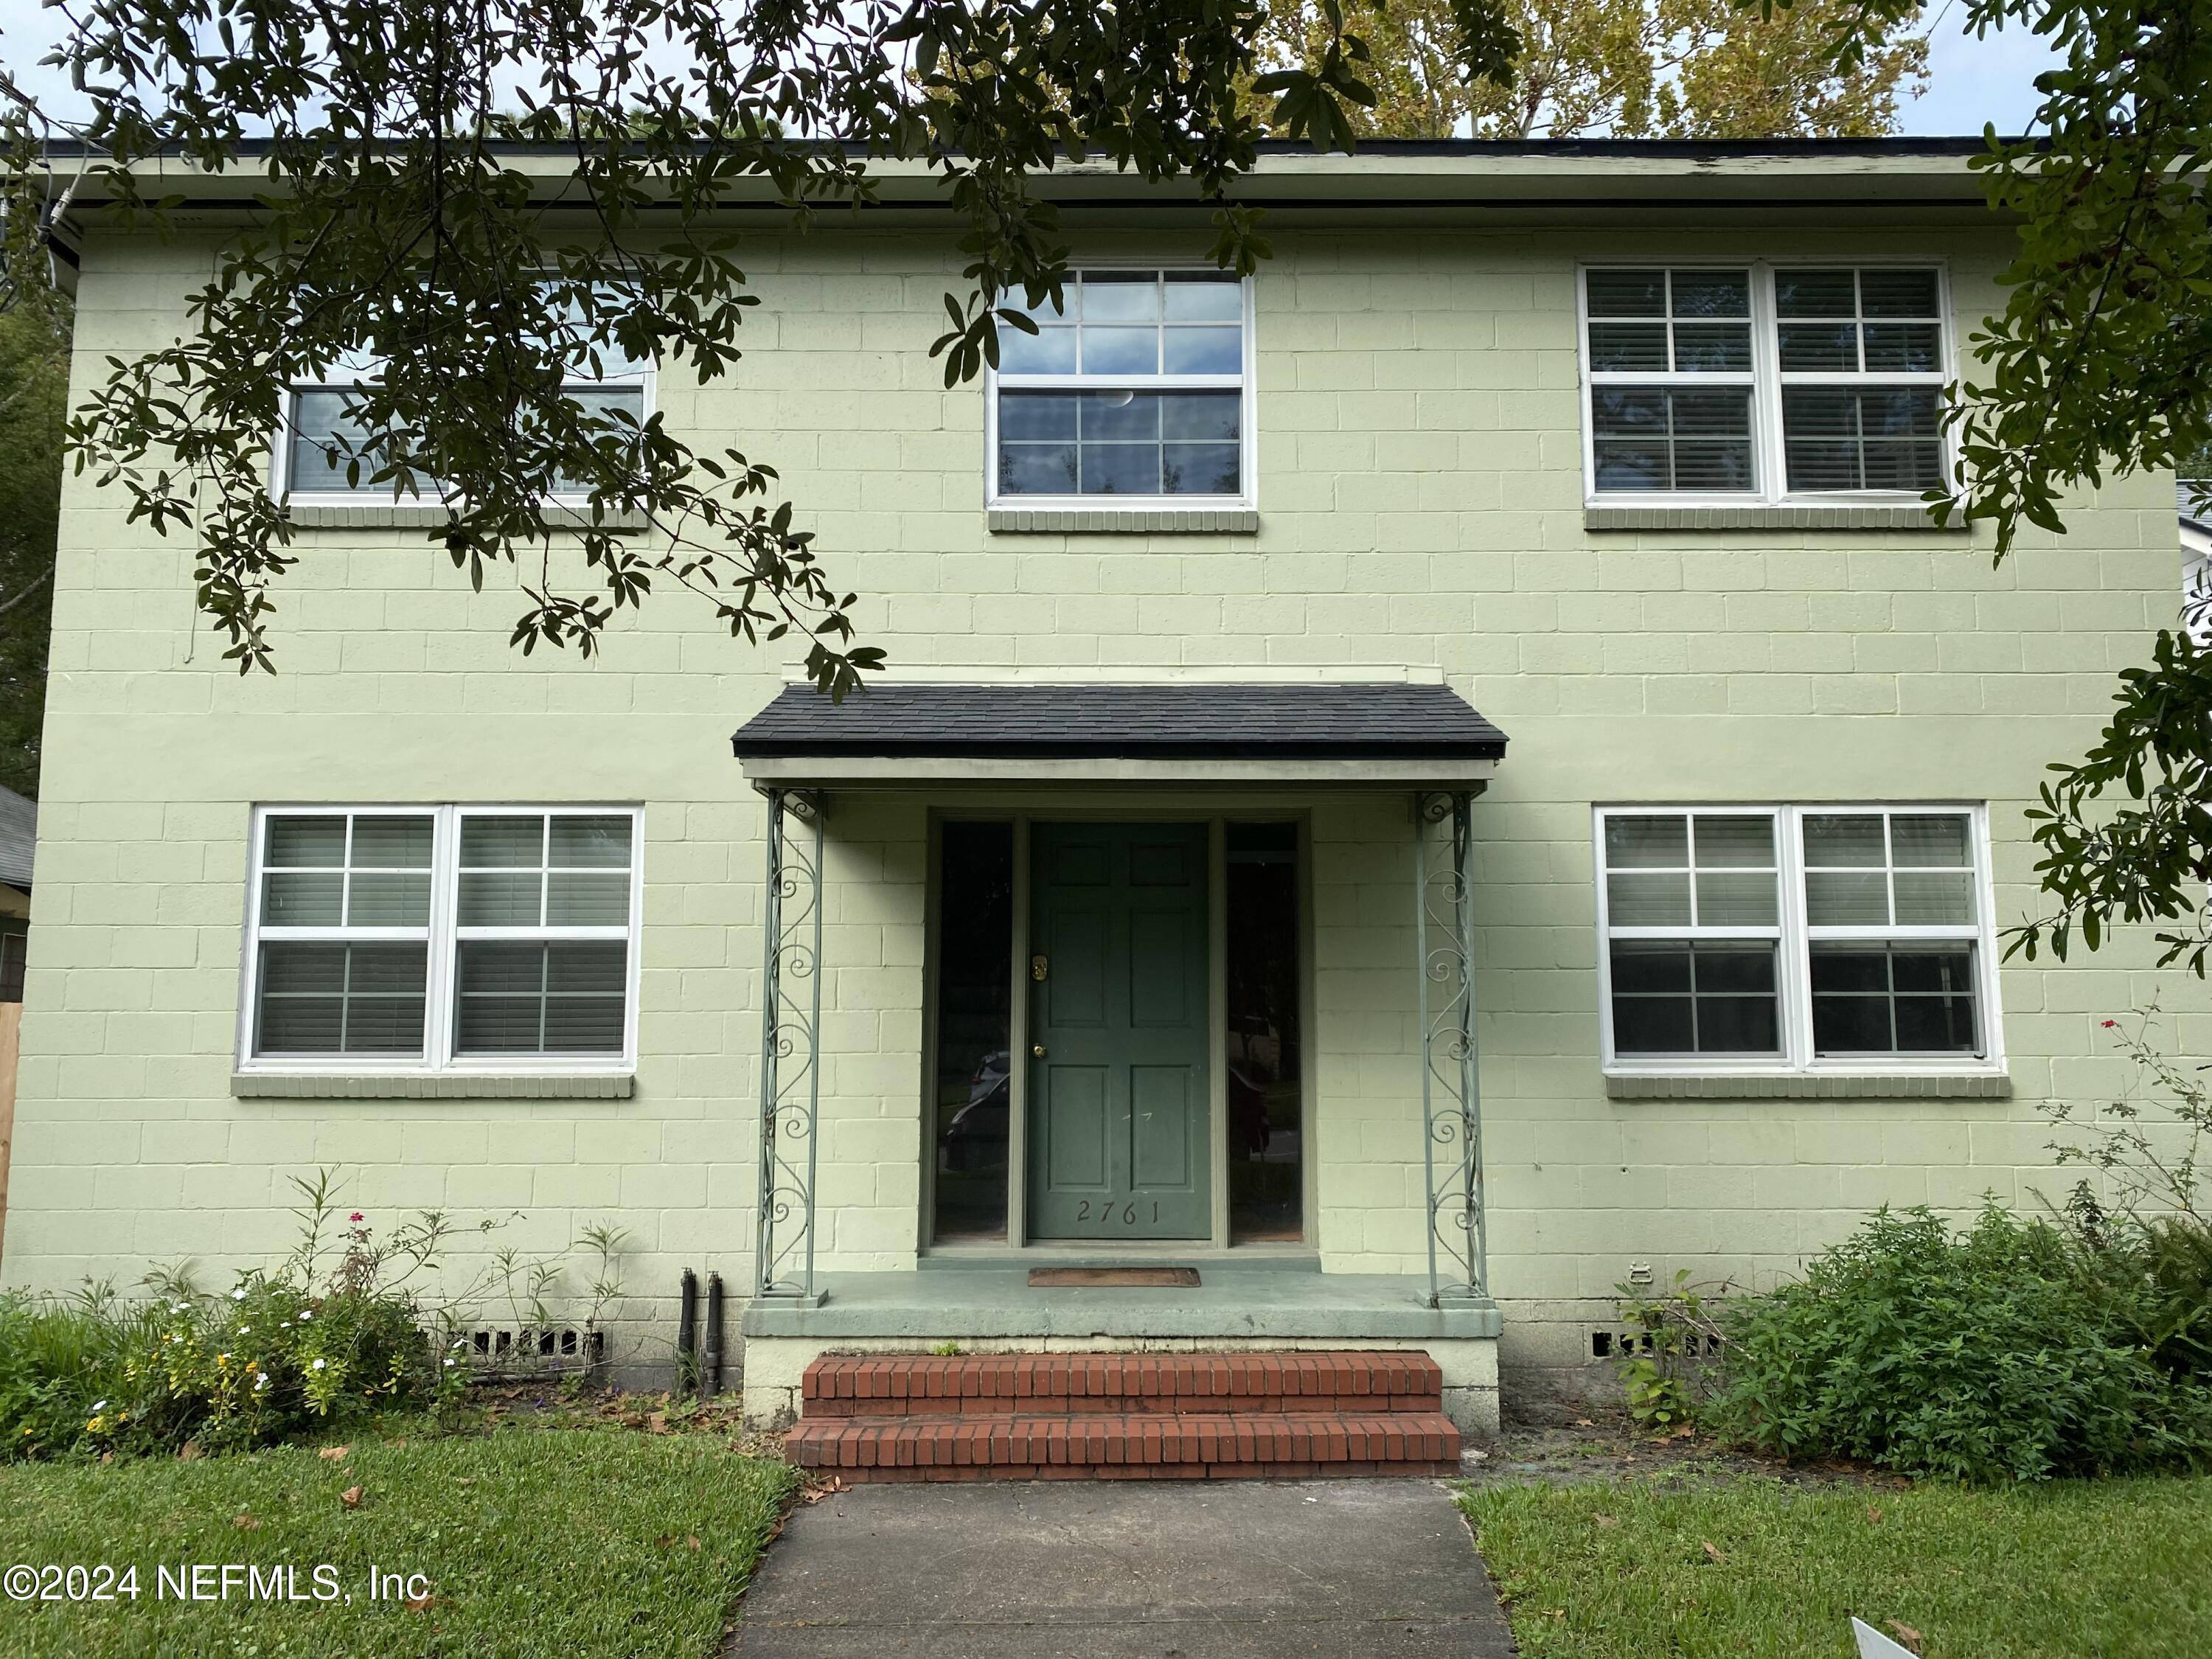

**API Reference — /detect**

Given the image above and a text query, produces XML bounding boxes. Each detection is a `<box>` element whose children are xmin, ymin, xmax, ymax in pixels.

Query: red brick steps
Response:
<box><xmin>785</xmin><ymin>1352</ymin><xmax>1461</xmax><ymax>1482</ymax></box>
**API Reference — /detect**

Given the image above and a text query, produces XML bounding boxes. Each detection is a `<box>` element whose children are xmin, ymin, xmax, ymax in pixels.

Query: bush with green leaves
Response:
<box><xmin>1705</xmin><ymin>1204</ymin><xmax>2212</xmax><ymax>1484</ymax></box>
<box><xmin>0</xmin><ymin>1171</ymin><xmax>625</xmax><ymax>1461</ymax></box>
<box><xmin>0</xmin><ymin>1285</ymin><xmax>159</xmax><ymax>1461</ymax></box>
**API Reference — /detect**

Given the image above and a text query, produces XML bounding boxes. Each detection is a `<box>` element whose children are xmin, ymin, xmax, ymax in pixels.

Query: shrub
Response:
<box><xmin>0</xmin><ymin>1285</ymin><xmax>159</xmax><ymax>1460</ymax></box>
<box><xmin>1705</xmin><ymin>1203</ymin><xmax>2212</xmax><ymax>1483</ymax></box>
<box><xmin>0</xmin><ymin>1171</ymin><xmax>626</xmax><ymax>1461</ymax></box>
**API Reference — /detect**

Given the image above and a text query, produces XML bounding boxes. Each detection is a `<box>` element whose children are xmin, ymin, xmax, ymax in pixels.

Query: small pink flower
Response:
<box><xmin>2101</xmin><ymin>1020</ymin><xmax>2118</xmax><ymax>1029</ymax></box>
<box><xmin>349</xmin><ymin>1212</ymin><xmax>364</xmax><ymax>1222</ymax></box>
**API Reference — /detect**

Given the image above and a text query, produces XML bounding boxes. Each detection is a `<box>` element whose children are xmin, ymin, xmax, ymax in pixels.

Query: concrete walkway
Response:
<box><xmin>727</xmin><ymin>1478</ymin><xmax>1516</xmax><ymax>1658</ymax></box>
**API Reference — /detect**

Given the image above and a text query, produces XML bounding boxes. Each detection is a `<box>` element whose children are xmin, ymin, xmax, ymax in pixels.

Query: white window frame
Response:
<box><xmin>1593</xmin><ymin>802</ymin><xmax>2003</xmax><ymax>1077</ymax></box>
<box><xmin>1576</xmin><ymin>261</ymin><xmax>1956</xmax><ymax>509</ymax></box>
<box><xmin>983</xmin><ymin>263</ymin><xmax>1258</xmax><ymax>511</ymax></box>
<box><xmin>236</xmin><ymin>804</ymin><xmax>644</xmax><ymax>1075</ymax></box>
<box><xmin>270</xmin><ymin>325</ymin><xmax>656</xmax><ymax>510</ymax></box>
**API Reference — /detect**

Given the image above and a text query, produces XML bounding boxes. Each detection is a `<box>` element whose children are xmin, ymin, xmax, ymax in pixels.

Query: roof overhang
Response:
<box><xmin>35</xmin><ymin>139</ymin><xmax>2013</xmax><ymax>239</ymax></box>
<box><xmin>732</xmin><ymin>681</ymin><xmax>1507</xmax><ymax>790</ymax></box>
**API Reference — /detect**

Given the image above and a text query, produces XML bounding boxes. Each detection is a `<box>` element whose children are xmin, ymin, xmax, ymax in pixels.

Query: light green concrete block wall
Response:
<box><xmin>3</xmin><ymin>219</ymin><xmax>2191</xmax><ymax>1401</ymax></box>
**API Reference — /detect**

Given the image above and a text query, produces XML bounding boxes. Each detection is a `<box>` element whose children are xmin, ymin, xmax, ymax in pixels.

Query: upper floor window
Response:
<box><xmin>1596</xmin><ymin>804</ymin><xmax>1997</xmax><ymax>1074</ymax></box>
<box><xmin>988</xmin><ymin>269</ymin><xmax>1252</xmax><ymax>506</ymax></box>
<box><xmin>240</xmin><ymin>805</ymin><xmax>640</xmax><ymax>1071</ymax></box>
<box><xmin>1579</xmin><ymin>265</ymin><xmax>1948</xmax><ymax>504</ymax></box>
<box><xmin>276</xmin><ymin>298</ymin><xmax>651</xmax><ymax>502</ymax></box>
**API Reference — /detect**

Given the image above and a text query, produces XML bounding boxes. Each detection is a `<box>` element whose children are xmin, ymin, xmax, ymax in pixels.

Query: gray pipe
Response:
<box><xmin>703</xmin><ymin>1272</ymin><xmax>726</xmax><ymax>1399</ymax></box>
<box><xmin>676</xmin><ymin>1267</ymin><xmax>699</xmax><ymax>1392</ymax></box>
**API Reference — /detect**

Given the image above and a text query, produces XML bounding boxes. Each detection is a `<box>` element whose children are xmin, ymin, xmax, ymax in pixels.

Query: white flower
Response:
<box><xmin>297</xmin><ymin>1310</ymin><xmax>313</xmax><ymax>1321</ymax></box>
<box><xmin>442</xmin><ymin>1358</ymin><xmax>456</xmax><ymax>1368</ymax></box>
<box><xmin>254</xmin><ymin>1375</ymin><xmax>268</xmax><ymax>1391</ymax></box>
<box><xmin>310</xmin><ymin>1358</ymin><xmax>326</xmax><ymax>1371</ymax></box>
<box><xmin>173</xmin><ymin>1302</ymin><xmax>189</xmax><ymax>1313</ymax></box>
<box><xmin>238</xmin><ymin>1326</ymin><xmax>250</xmax><ymax>1335</ymax></box>
<box><xmin>92</xmin><ymin>1399</ymin><xmax>107</xmax><ymax>1411</ymax></box>
<box><xmin>231</xmin><ymin>1289</ymin><xmax>247</xmax><ymax>1301</ymax></box>
<box><xmin>169</xmin><ymin>1335</ymin><xmax>182</xmax><ymax>1344</ymax></box>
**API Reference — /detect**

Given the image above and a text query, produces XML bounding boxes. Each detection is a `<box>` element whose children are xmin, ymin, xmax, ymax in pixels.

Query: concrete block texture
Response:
<box><xmin>2</xmin><ymin>218</ymin><xmax>2189</xmax><ymax>1416</ymax></box>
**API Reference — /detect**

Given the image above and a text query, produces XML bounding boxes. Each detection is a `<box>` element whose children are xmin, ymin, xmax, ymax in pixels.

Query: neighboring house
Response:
<box><xmin>0</xmin><ymin>784</ymin><xmax>32</xmax><ymax>1001</ymax></box>
<box><xmin>0</xmin><ymin>782</ymin><xmax>31</xmax><ymax>1261</ymax></box>
<box><xmin>0</xmin><ymin>141</ymin><xmax>2185</xmax><ymax>1456</ymax></box>
<box><xmin>2183</xmin><ymin>481</ymin><xmax>2211</xmax><ymax>639</ymax></box>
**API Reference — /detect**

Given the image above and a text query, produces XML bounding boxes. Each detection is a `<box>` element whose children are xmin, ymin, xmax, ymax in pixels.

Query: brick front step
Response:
<box><xmin>785</xmin><ymin>1410</ymin><xmax>1462</xmax><ymax>1481</ymax></box>
<box><xmin>801</xmin><ymin>1351</ymin><xmax>1444</xmax><ymax>1416</ymax></box>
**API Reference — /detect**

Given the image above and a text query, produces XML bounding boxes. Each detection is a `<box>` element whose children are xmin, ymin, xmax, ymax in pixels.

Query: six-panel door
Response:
<box><xmin>1027</xmin><ymin>822</ymin><xmax>1211</xmax><ymax>1240</ymax></box>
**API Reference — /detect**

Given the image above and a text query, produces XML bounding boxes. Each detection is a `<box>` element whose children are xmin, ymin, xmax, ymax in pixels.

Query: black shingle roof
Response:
<box><xmin>732</xmin><ymin>682</ymin><xmax>1507</xmax><ymax>761</ymax></box>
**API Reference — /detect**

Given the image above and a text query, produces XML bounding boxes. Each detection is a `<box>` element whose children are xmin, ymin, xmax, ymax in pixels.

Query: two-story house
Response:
<box><xmin>1</xmin><ymin>139</ymin><xmax>2180</xmax><ymax>1478</ymax></box>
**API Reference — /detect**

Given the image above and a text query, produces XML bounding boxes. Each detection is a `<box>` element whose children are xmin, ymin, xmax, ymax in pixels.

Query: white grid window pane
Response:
<box><xmin>1775</xmin><ymin>268</ymin><xmax>1947</xmax><ymax>493</ymax></box>
<box><xmin>1585</xmin><ymin>270</ymin><xmax>1756</xmax><ymax>497</ymax></box>
<box><xmin>247</xmin><ymin>806</ymin><xmax>638</xmax><ymax>1070</ymax></box>
<box><xmin>1802</xmin><ymin>810</ymin><xmax>1977</xmax><ymax>931</ymax></box>
<box><xmin>257</xmin><ymin>941</ymin><xmax>430</xmax><ymax>1055</ymax></box>
<box><xmin>1583</xmin><ymin>263</ymin><xmax>1948</xmax><ymax>504</ymax></box>
<box><xmin>1810</xmin><ymin>943</ymin><xmax>1979</xmax><ymax>1056</ymax></box>
<box><xmin>283</xmin><ymin>283</ymin><xmax>651</xmax><ymax>502</ymax></box>
<box><xmin>455</xmin><ymin>941</ymin><xmax>627</xmax><ymax>1055</ymax></box>
<box><xmin>453</xmin><ymin>810</ymin><xmax>636</xmax><ymax>1059</ymax></box>
<box><xmin>1601</xmin><ymin>804</ymin><xmax>1993</xmax><ymax>1071</ymax></box>
<box><xmin>1601</xmin><ymin>810</ymin><xmax>1782</xmax><ymax>1058</ymax></box>
<box><xmin>994</xmin><ymin>269</ymin><xmax>1246</xmax><ymax>502</ymax></box>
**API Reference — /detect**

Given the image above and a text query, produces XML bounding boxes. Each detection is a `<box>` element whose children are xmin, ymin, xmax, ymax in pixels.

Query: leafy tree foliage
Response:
<box><xmin>0</xmin><ymin>0</ymin><xmax>1513</xmax><ymax>693</ymax></box>
<box><xmin>1256</xmin><ymin>0</ymin><xmax>1926</xmax><ymax>139</ymax></box>
<box><xmin>0</xmin><ymin>228</ymin><xmax>66</xmax><ymax>797</ymax></box>
<box><xmin>1796</xmin><ymin>0</ymin><xmax>2212</xmax><ymax>972</ymax></box>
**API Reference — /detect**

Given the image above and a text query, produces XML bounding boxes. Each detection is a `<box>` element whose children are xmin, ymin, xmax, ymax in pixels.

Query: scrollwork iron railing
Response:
<box><xmin>754</xmin><ymin>787</ymin><xmax>825</xmax><ymax>1302</ymax></box>
<box><xmin>1414</xmin><ymin>790</ymin><xmax>1488</xmax><ymax>1307</ymax></box>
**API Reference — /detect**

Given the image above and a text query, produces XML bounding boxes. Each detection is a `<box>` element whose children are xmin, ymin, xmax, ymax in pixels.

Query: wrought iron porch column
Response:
<box><xmin>1414</xmin><ymin>790</ymin><xmax>1489</xmax><ymax>1309</ymax></box>
<box><xmin>754</xmin><ymin>787</ymin><xmax>827</xmax><ymax>1304</ymax></box>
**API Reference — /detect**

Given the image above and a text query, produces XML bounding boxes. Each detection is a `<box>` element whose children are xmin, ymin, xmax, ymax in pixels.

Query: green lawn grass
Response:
<box><xmin>0</xmin><ymin>1424</ymin><xmax>796</xmax><ymax>1658</ymax></box>
<box><xmin>1462</xmin><ymin>1473</ymin><xmax>2212</xmax><ymax>1658</ymax></box>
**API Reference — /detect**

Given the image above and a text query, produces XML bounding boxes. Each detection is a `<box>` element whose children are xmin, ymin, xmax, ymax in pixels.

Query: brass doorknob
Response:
<box><xmin>1032</xmin><ymin>1044</ymin><xmax>1047</xmax><ymax>1058</ymax></box>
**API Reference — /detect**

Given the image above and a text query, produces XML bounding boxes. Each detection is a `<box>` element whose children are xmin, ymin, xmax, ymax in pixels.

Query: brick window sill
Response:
<box><xmin>1583</xmin><ymin>504</ymin><xmax>1967</xmax><ymax>533</ymax></box>
<box><xmin>232</xmin><ymin>1073</ymin><xmax>634</xmax><ymax>1101</ymax></box>
<box><xmin>285</xmin><ymin>504</ymin><xmax>648</xmax><ymax>531</ymax></box>
<box><xmin>987</xmin><ymin>507</ymin><xmax>1259</xmax><ymax>535</ymax></box>
<box><xmin>1606</xmin><ymin>1073</ymin><xmax>2010</xmax><ymax>1101</ymax></box>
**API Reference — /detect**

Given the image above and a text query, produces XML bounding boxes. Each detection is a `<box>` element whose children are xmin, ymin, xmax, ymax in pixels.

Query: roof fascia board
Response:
<box><xmin>738</xmin><ymin>755</ymin><xmax>1503</xmax><ymax>786</ymax></box>
<box><xmin>33</xmin><ymin>145</ymin><xmax>2000</xmax><ymax>217</ymax></box>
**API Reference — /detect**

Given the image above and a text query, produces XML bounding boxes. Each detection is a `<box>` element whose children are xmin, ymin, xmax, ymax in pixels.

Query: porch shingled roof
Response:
<box><xmin>731</xmin><ymin>681</ymin><xmax>1508</xmax><ymax>762</ymax></box>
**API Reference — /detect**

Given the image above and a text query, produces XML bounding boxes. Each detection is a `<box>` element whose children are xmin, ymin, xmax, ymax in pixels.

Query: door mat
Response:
<box><xmin>1027</xmin><ymin>1267</ymin><xmax>1201</xmax><ymax>1287</ymax></box>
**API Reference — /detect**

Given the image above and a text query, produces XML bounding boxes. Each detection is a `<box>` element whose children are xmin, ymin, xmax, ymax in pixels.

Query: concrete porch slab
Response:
<box><xmin>725</xmin><ymin>1478</ymin><xmax>1515</xmax><ymax>1658</ymax></box>
<box><xmin>740</xmin><ymin>1270</ymin><xmax>1503</xmax><ymax>1343</ymax></box>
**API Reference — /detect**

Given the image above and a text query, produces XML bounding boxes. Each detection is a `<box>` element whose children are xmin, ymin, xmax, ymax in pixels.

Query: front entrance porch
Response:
<box><xmin>728</xmin><ymin>678</ymin><xmax>1510</xmax><ymax>1451</ymax></box>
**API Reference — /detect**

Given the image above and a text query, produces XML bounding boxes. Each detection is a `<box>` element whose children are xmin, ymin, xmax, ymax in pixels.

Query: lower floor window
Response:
<box><xmin>1598</xmin><ymin>804</ymin><xmax>1995</xmax><ymax>1071</ymax></box>
<box><xmin>242</xmin><ymin>805</ymin><xmax>640</xmax><ymax>1069</ymax></box>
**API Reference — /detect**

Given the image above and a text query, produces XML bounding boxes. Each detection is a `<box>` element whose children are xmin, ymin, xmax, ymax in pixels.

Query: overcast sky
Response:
<box><xmin>1</xmin><ymin>1</ymin><xmax>2060</xmax><ymax>141</ymax></box>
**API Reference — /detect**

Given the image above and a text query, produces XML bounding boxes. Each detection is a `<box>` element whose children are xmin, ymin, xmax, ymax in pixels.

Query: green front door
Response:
<box><xmin>1028</xmin><ymin>822</ymin><xmax>1211</xmax><ymax>1241</ymax></box>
